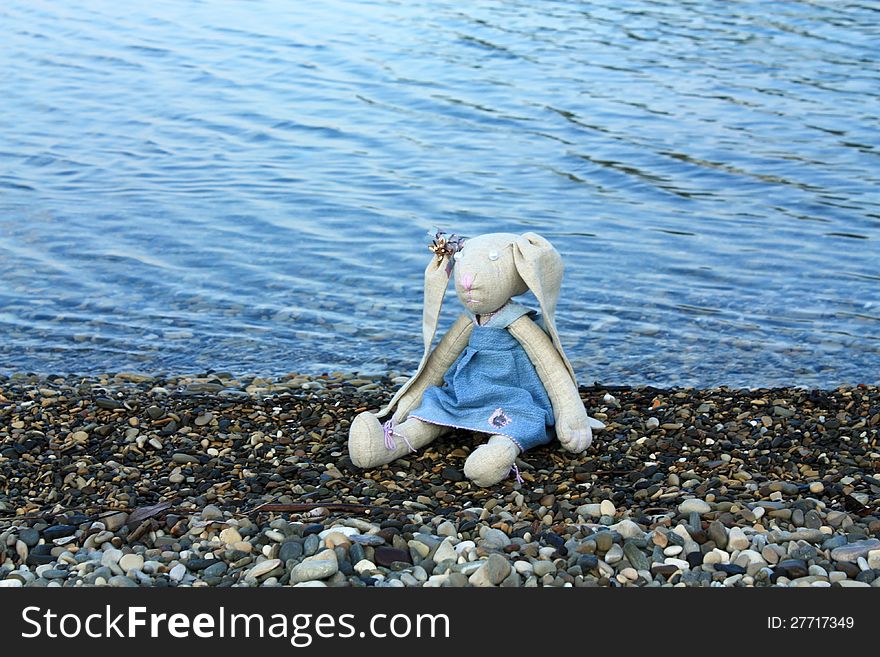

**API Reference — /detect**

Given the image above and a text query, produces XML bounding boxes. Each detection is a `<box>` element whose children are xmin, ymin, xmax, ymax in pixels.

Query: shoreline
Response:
<box><xmin>1</xmin><ymin>372</ymin><xmax>878</xmax><ymax>588</ymax></box>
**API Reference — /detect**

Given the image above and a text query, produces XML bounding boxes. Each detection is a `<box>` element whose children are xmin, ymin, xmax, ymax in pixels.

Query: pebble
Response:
<box><xmin>481</xmin><ymin>528</ymin><xmax>511</xmax><ymax>549</ymax></box>
<box><xmin>727</xmin><ymin>527</ymin><xmax>750</xmax><ymax>551</ymax></box>
<box><xmin>703</xmin><ymin>551</ymin><xmax>722</xmax><ymax>565</ymax></box>
<box><xmin>408</xmin><ymin>540</ymin><xmax>430</xmax><ymax>559</ymax></box>
<box><xmin>830</xmin><ymin>539</ymin><xmax>880</xmax><ymax>563</ymax></box>
<box><xmin>201</xmin><ymin>505</ymin><xmax>223</xmax><ymax>521</ymax></box>
<box><xmin>303</xmin><ymin>534</ymin><xmax>321</xmax><ymax>556</ymax></box>
<box><xmin>441</xmin><ymin>467</ymin><xmax>464</xmax><ymax>482</ymax></box>
<box><xmin>708</xmin><ymin>521</ymin><xmax>728</xmax><ymax>550</ymax></box>
<box><xmin>43</xmin><ymin>525</ymin><xmax>77</xmax><ymax>541</ymax></box>
<box><xmin>354</xmin><ymin>559</ymin><xmax>376</xmax><ymax>575</ymax></box>
<box><xmin>532</xmin><ymin>561</ymin><xmax>556</xmax><ymax>577</ymax></box>
<box><xmin>651</xmin><ymin>530</ymin><xmax>669</xmax><ymax>548</ymax></box>
<box><xmin>514</xmin><ymin>561</ymin><xmax>534</xmax><ymax>575</ymax></box>
<box><xmin>604</xmin><ymin>544</ymin><xmax>624</xmax><ymax>564</ymax></box>
<box><xmin>374</xmin><ymin>547</ymin><xmax>410</xmax><ymax>567</ymax></box>
<box><xmin>108</xmin><ymin>576</ymin><xmax>138</xmax><ymax>588</ymax></box>
<box><xmin>775</xmin><ymin>559</ymin><xmax>808</xmax><ymax>580</ymax></box>
<box><xmin>261</xmin><ymin>529</ymin><xmax>284</xmax><ymax>543</ymax></box>
<box><xmin>119</xmin><ymin>554</ymin><xmax>145</xmax><ymax>572</ymax></box>
<box><xmin>195</xmin><ymin>413</ymin><xmax>213</xmax><ymax>426</ymax></box>
<box><xmin>203</xmin><ymin>561</ymin><xmax>228</xmax><ymax>578</ymax></box>
<box><xmin>247</xmin><ymin>558</ymin><xmax>283</xmax><ymax>580</ymax></box>
<box><xmin>594</xmin><ymin>532</ymin><xmax>613</xmax><ymax>553</ymax></box>
<box><xmin>678</xmin><ymin>499</ymin><xmax>711</xmax><ymax>515</ymax></box>
<box><xmin>101</xmin><ymin>547</ymin><xmax>122</xmax><ymax>569</ymax></box>
<box><xmin>279</xmin><ymin>541</ymin><xmax>304</xmax><ymax>563</ymax></box>
<box><xmin>614</xmin><ymin>520</ymin><xmax>645</xmax><ymax>540</ymax></box>
<box><xmin>103</xmin><ymin>512</ymin><xmax>129</xmax><ymax>532</ymax></box>
<box><xmin>220</xmin><ymin>527</ymin><xmax>243</xmax><ymax>545</ymax></box>
<box><xmin>18</xmin><ymin>528</ymin><xmax>40</xmax><ymax>547</ymax></box>
<box><xmin>169</xmin><ymin>564</ymin><xmax>187</xmax><ymax>582</ymax></box>
<box><xmin>291</xmin><ymin>551</ymin><xmax>338</xmax><ymax>583</ymax></box>
<box><xmin>433</xmin><ymin>538</ymin><xmax>458</xmax><ymax>564</ymax></box>
<box><xmin>577</xmin><ymin>504</ymin><xmax>603</xmax><ymax>518</ymax></box>
<box><xmin>437</xmin><ymin>521</ymin><xmax>457</xmax><ymax>538</ymax></box>
<box><xmin>318</xmin><ymin>526</ymin><xmax>360</xmax><ymax>540</ymax></box>
<box><xmin>469</xmin><ymin>554</ymin><xmax>511</xmax><ymax>587</ymax></box>
<box><xmin>623</xmin><ymin>542</ymin><xmax>649</xmax><ymax>571</ymax></box>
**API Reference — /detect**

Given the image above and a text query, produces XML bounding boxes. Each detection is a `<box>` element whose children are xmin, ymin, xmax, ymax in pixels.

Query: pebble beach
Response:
<box><xmin>1</xmin><ymin>371</ymin><xmax>878</xmax><ymax>588</ymax></box>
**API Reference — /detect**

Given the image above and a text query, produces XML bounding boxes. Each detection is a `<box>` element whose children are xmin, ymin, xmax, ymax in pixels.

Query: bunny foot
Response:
<box><xmin>463</xmin><ymin>435</ymin><xmax>520</xmax><ymax>487</ymax></box>
<box><xmin>348</xmin><ymin>413</ymin><xmax>445</xmax><ymax>468</ymax></box>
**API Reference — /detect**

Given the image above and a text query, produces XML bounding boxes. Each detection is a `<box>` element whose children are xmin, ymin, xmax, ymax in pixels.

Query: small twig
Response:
<box><xmin>244</xmin><ymin>502</ymin><xmax>400</xmax><ymax>515</ymax></box>
<box><xmin>0</xmin><ymin>505</ymin><xmax>133</xmax><ymax>522</ymax></box>
<box><xmin>0</xmin><ymin>499</ymin><xmax>181</xmax><ymax>524</ymax></box>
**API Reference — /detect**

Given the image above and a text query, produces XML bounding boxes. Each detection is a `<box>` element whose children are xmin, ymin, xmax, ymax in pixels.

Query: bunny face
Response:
<box><xmin>453</xmin><ymin>233</ymin><xmax>529</xmax><ymax>315</ymax></box>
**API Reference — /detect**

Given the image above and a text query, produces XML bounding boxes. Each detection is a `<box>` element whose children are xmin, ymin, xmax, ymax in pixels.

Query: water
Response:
<box><xmin>1</xmin><ymin>0</ymin><xmax>878</xmax><ymax>388</ymax></box>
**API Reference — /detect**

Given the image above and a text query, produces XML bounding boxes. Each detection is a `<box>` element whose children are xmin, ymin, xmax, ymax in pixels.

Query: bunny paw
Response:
<box><xmin>556</xmin><ymin>416</ymin><xmax>594</xmax><ymax>454</ymax></box>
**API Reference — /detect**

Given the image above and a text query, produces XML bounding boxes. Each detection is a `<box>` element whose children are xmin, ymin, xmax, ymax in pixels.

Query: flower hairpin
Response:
<box><xmin>427</xmin><ymin>228</ymin><xmax>467</xmax><ymax>275</ymax></box>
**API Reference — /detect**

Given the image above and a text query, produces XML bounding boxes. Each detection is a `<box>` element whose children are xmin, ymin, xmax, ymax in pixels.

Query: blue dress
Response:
<box><xmin>409</xmin><ymin>301</ymin><xmax>555</xmax><ymax>452</ymax></box>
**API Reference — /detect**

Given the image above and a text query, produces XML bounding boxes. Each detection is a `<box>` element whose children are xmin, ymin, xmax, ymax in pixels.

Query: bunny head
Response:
<box><xmin>421</xmin><ymin>230</ymin><xmax>576</xmax><ymax>383</ymax></box>
<box><xmin>451</xmin><ymin>233</ymin><xmax>527</xmax><ymax>315</ymax></box>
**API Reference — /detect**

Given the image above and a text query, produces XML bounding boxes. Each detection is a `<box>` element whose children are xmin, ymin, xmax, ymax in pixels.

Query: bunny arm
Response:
<box><xmin>507</xmin><ymin>314</ymin><xmax>592</xmax><ymax>453</ymax></box>
<box><xmin>391</xmin><ymin>313</ymin><xmax>474</xmax><ymax>422</ymax></box>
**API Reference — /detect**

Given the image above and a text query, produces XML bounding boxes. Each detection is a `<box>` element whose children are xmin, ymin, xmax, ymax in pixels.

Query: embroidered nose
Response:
<box><xmin>461</xmin><ymin>272</ymin><xmax>474</xmax><ymax>291</ymax></box>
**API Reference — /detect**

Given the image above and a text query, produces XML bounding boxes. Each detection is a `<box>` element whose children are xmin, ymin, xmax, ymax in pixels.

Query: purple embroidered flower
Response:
<box><xmin>488</xmin><ymin>408</ymin><xmax>511</xmax><ymax>429</ymax></box>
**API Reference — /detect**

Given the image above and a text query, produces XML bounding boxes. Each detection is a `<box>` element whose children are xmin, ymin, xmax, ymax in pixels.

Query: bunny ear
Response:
<box><xmin>421</xmin><ymin>253</ymin><xmax>452</xmax><ymax>354</ymax></box>
<box><xmin>513</xmin><ymin>232</ymin><xmax>577</xmax><ymax>384</ymax></box>
<box><xmin>419</xmin><ymin>228</ymin><xmax>467</xmax><ymax>350</ymax></box>
<box><xmin>378</xmin><ymin>252</ymin><xmax>452</xmax><ymax>417</ymax></box>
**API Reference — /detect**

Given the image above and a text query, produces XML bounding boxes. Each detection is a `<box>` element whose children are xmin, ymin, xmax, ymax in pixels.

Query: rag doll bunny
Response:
<box><xmin>348</xmin><ymin>230</ymin><xmax>603</xmax><ymax>486</ymax></box>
